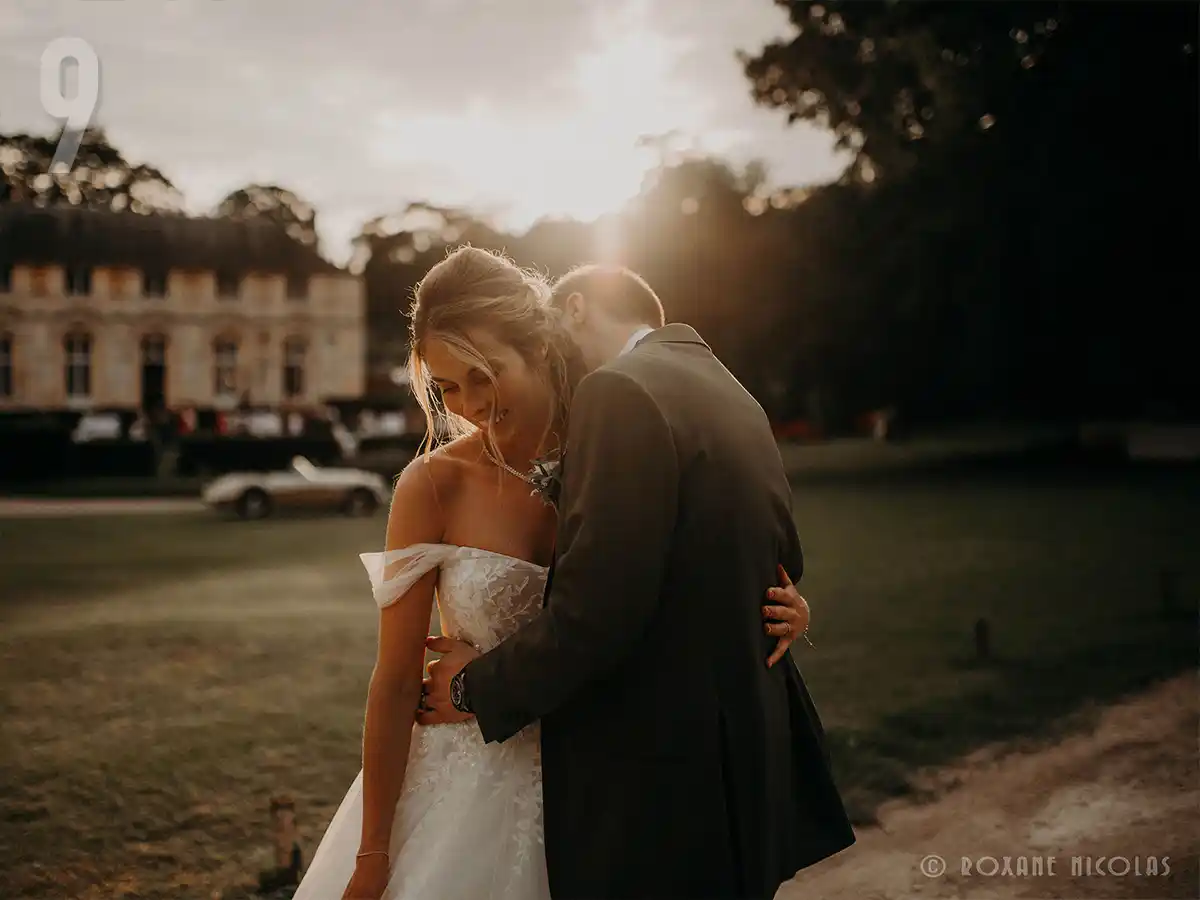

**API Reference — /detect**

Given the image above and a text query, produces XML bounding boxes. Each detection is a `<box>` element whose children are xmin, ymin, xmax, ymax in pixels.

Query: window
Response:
<box><xmin>141</xmin><ymin>333</ymin><xmax>166</xmax><ymax>366</ymax></box>
<box><xmin>64</xmin><ymin>332</ymin><xmax>92</xmax><ymax>400</ymax></box>
<box><xmin>65</xmin><ymin>266</ymin><xmax>93</xmax><ymax>296</ymax></box>
<box><xmin>213</xmin><ymin>338</ymin><xmax>238</xmax><ymax>398</ymax></box>
<box><xmin>0</xmin><ymin>333</ymin><xmax>12</xmax><ymax>398</ymax></box>
<box><xmin>216</xmin><ymin>270</ymin><xmax>240</xmax><ymax>300</ymax></box>
<box><xmin>143</xmin><ymin>269</ymin><xmax>168</xmax><ymax>298</ymax></box>
<box><xmin>286</xmin><ymin>273</ymin><xmax>307</xmax><ymax>301</ymax></box>
<box><xmin>140</xmin><ymin>334</ymin><xmax>167</xmax><ymax>411</ymax></box>
<box><xmin>283</xmin><ymin>337</ymin><xmax>306</xmax><ymax>399</ymax></box>
<box><xmin>0</xmin><ymin>264</ymin><xmax>11</xmax><ymax>293</ymax></box>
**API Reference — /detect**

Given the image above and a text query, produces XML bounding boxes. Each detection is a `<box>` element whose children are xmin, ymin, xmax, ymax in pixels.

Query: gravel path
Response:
<box><xmin>778</xmin><ymin>672</ymin><xmax>1198</xmax><ymax>899</ymax></box>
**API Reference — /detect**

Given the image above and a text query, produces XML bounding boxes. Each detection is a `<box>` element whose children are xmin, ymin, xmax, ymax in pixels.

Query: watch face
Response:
<box><xmin>450</xmin><ymin>673</ymin><xmax>464</xmax><ymax>709</ymax></box>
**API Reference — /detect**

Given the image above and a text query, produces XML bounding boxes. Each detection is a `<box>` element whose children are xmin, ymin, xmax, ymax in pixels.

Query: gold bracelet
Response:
<box><xmin>356</xmin><ymin>849</ymin><xmax>389</xmax><ymax>860</ymax></box>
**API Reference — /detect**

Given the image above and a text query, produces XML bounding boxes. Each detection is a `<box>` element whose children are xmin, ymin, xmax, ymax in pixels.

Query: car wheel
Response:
<box><xmin>236</xmin><ymin>488</ymin><xmax>271</xmax><ymax>520</ymax></box>
<box><xmin>344</xmin><ymin>488</ymin><xmax>378</xmax><ymax>517</ymax></box>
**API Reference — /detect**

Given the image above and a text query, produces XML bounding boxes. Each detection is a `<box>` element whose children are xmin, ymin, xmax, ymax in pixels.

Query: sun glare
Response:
<box><xmin>368</xmin><ymin>7</ymin><xmax>708</xmax><ymax>231</ymax></box>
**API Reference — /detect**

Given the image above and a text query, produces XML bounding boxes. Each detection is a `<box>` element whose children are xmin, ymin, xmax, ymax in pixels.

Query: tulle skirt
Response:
<box><xmin>293</xmin><ymin>720</ymin><xmax>548</xmax><ymax>899</ymax></box>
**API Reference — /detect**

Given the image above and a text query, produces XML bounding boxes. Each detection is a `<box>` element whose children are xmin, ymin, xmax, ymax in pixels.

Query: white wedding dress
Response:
<box><xmin>292</xmin><ymin>543</ymin><xmax>551</xmax><ymax>900</ymax></box>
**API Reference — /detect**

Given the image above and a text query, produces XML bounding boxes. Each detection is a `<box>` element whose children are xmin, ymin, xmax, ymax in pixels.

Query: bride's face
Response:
<box><xmin>422</xmin><ymin>327</ymin><xmax>552</xmax><ymax>447</ymax></box>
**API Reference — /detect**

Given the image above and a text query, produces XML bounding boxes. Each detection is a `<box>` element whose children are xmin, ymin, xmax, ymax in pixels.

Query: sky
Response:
<box><xmin>0</xmin><ymin>0</ymin><xmax>850</xmax><ymax>262</ymax></box>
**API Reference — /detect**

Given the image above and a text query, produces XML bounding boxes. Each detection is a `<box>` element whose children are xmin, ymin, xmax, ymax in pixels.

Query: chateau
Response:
<box><xmin>0</xmin><ymin>205</ymin><xmax>365</xmax><ymax>414</ymax></box>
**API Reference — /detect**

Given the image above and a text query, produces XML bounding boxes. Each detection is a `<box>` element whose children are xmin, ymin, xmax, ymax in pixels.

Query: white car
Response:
<box><xmin>201</xmin><ymin>456</ymin><xmax>390</xmax><ymax>519</ymax></box>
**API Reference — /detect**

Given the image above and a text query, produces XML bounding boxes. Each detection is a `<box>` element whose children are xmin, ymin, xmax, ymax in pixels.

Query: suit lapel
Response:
<box><xmin>542</xmin><ymin>555</ymin><xmax>556</xmax><ymax>606</ymax></box>
<box><xmin>543</xmin><ymin>451</ymin><xmax>565</xmax><ymax>606</ymax></box>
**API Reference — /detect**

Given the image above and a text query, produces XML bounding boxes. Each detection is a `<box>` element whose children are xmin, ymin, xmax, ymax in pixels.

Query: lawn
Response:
<box><xmin>1</xmin><ymin>464</ymin><xmax>1196</xmax><ymax>899</ymax></box>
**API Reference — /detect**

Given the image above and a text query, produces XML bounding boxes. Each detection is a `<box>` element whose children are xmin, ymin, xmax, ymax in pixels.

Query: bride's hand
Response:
<box><xmin>342</xmin><ymin>852</ymin><xmax>390</xmax><ymax>899</ymax></box>
<box><xmin>762</xmin><ymin>564</ymin><xmax>810</xmax><ymax>668</ymax></box>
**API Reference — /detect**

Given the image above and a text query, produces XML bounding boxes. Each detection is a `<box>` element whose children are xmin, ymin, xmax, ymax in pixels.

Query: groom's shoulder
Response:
<box><xmin>577</xmin><ymin>359</ymin><xmax>642</xmax><ymax>396</ymax></box>
<box><xmin>572</xmin><ymin>361</ymin><xmax>659</xmax><ymax>419</ymax></box>
<box><xmin>605</xmin><ymin>327</ymin><xmax>708</xmax><ymax>391</ymax></box>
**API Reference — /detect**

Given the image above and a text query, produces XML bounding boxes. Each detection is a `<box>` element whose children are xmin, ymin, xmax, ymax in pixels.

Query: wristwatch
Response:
<box><xmin>450</xmin><ymin>669</ymin><xmax>472</xmax><ymax>714</ymax></box>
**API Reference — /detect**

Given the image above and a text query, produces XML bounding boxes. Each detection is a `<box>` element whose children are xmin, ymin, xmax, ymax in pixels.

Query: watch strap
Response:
<box><xmin>450</xmin><ymin>669</ymin><xmax>472</xmax><ymax>714</ymax></box>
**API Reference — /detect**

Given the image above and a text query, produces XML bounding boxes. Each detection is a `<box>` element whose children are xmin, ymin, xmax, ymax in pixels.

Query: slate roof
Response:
<box><xmin>0</xmin><ymin>204</ymin><xmax>344</xmax><ymax>276</ymax></box>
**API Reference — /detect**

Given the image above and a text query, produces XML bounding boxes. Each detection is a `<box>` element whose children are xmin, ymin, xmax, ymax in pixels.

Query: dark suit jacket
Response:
<box><xmin>463</xmin><ymin>324</ymin><xmax>855</xmax><ymax>899</ymax></box>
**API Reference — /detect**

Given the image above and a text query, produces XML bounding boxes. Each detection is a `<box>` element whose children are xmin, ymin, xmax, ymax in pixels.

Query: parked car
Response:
<box><xmin>201</xmin><ymin>456</ymin><xmax>390</xmax><ymax>519</ymax></box>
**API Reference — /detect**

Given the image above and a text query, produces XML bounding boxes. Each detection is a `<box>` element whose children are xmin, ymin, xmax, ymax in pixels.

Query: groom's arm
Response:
<box><xmin>463</xmin><ymin>368</ymin><xmax>679</xmax><ymax>744</ymax></box>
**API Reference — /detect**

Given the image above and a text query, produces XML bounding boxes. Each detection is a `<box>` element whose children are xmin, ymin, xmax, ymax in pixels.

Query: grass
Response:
<box><xmin>1</xmin><ymin>463</ymin><xmax>1197</xmax><ymax>899</ymax></box>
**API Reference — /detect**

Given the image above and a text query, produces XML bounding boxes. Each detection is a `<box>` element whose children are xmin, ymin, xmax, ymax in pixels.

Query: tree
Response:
<box><xmin>214</xmin><ymin>183</ymin><xmax>320</xmax><ymax>250</ymax></box>
<box><xmin>618</xmin><ymin>155</ymin><xmax>815</xmax><ymax>414</ymax></box>
<box><xmin>350</xmin><ymin>203</ymin><xmax>514</xmax><ymax>392</ymax></box>
<box><xmin>0</xmin><ymin>126</ymin><xmax>183</xmax><ymax>213</ymax></box>
<box><xmin>742</xmin><ymin>1</ymin><xmax>1199</xmax><ymax>419</ymax></box>
<box><xmin>742</xmin><ymin>2</ymin><xmax>1197</xmax><ymax>183</ymax></box>
<box><xmin>347</xmin><ymin>164</ymin><xmax>804</xmax><ymax>406</ymax></box>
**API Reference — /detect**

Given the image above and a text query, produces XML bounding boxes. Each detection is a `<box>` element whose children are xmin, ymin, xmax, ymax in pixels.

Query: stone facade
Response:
<box><xmin>0</xmin><ymin>206</ymin><xmax>365</xmax><ymax>412</ymax></box>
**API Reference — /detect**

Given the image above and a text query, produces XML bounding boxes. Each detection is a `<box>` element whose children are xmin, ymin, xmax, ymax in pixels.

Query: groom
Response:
<box><xmin>422</xmin><ymin>265</ymin><xmax>855</xmax><ymax>899</ymax></box>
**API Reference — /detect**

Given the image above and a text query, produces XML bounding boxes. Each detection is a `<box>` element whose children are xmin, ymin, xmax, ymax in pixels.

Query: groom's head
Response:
<box><xmin>550</xmin><ymin>264</ymin><xmax>665</xmax><ymax>371</ymax></box>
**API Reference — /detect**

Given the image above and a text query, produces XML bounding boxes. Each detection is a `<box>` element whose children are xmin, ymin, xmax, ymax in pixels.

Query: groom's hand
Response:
<box><xmin>416</xmin><ymin>636</ymin><xmax>480</xmax><ymax>725</ymax></box>
<box><xmin>763</xmin><ymin>564</ymin><xmax>811</xmax><ymax>667</ymax></box>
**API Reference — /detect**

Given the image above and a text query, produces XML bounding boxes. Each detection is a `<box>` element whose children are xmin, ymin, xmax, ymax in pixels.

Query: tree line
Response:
<box><xmin>3</xmin><ymin>1</ymin><xmax>1195</xmax><ymax>426</ymax></box>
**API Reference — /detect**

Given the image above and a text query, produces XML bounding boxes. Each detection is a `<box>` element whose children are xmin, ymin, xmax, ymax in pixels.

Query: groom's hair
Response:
<box><xmin>550</xmin><ymin>264</ymin><xmax>666</xmax><ymax>328</ymax></box>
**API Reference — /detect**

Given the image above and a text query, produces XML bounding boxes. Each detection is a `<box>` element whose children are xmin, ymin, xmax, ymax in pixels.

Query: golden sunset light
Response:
<box><xmin>369</xmin><ymin>15</ymin><xmax>714</xmax><ymax>229</ymax></box>
<box><xmin>3</xmin><ymin>3</ymin><xmax>1193</xmax><ymax>898</ymax></box>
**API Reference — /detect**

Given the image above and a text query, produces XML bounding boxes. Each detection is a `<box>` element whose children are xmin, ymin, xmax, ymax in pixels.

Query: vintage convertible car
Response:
<box><xmin>201</xmin><ymin>456</ymin><xmax>390</xmax><ymax>519</ymax></box>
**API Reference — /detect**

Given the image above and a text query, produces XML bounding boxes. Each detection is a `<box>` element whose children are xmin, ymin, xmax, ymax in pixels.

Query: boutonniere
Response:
<box><xmin>527</xmin><ymin>452</ymin><xmax>564</xmax><ymax>509</ymax></box>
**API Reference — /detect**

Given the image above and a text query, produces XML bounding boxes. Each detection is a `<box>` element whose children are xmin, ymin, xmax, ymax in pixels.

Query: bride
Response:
<box><xmin>292</xmin><ymin>247</ymin><xmax>810</xmax><ymax>900</ymax></box>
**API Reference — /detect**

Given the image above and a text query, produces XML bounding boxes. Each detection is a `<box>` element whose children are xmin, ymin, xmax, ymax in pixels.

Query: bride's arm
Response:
<box><xmin>357</xmin><ymin>459</ymin><xmax>446</xmax><ymax>860</ymax></box>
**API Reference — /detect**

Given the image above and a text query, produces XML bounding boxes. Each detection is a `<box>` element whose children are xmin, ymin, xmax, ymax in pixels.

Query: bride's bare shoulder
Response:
<box><xmin>392</xmin><ymin>434</ymin><xmax>484</xmax><ymax>510</ymax></box>
<box><xmin>429</xmin><ymin>432</ymin><xmax>489</xmax><ymax>467</ymax></box>
<box><xmin>385</xmin><ymin>438</ymin><xmax>472</xmax><ymax>546</ymax></box>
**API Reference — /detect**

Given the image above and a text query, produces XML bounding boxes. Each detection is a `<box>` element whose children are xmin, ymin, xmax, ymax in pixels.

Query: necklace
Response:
<box><xmin>494</xmin><ymin>457</ymin><xmax>536</xmax><ymax>485</ymax></box>
<box><xmin>491</xmin><ymin>446</ymin><xmax>561</xmax><ymax>487</ymax></box>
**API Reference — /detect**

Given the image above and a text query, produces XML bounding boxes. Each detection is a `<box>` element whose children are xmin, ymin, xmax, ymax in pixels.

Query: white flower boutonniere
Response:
<box><xmin>527</xmin><ymin>453</ymin><xmax>564</xmax><ymax>509</ymax></box>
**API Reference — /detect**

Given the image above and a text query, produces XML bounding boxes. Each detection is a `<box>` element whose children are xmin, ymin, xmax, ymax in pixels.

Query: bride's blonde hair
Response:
<box><xmin>407</xmin><ymin>245</ymin><xmax>581</xmax><ymax>467</ymax></box>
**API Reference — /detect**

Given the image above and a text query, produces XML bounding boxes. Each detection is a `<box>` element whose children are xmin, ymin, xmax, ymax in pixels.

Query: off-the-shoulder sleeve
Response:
<box><xmin>359</xmin><ymin>543</ymin><xmax>455</xmax><ymax>609</ymax></box>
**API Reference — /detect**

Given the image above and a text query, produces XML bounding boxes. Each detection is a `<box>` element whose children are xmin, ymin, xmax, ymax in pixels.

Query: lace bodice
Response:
<box><xmin>360</xmin><ymin>543</ymin><xmax>548</xmax><ymax>651</ymax></box>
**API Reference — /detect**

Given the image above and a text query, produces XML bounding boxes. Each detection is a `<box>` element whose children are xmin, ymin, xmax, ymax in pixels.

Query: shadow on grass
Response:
<box><xmin>827</xmin><ymin>612</ymin><xmax>1199</xmax><ymax>825</ymax></box>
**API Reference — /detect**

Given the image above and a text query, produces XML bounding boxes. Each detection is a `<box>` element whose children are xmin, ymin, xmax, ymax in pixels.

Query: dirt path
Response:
<box><xmin>778</xmin><ymin>672</ymin><xmax>1198</xmax><ymax>899</ymax></box>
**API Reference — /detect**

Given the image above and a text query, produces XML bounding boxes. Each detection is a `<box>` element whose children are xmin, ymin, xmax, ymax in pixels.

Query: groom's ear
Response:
<box><xmin>562</xmin><ymin>291</ymin><xmax>587</xmax><ymax>326</ymax></box>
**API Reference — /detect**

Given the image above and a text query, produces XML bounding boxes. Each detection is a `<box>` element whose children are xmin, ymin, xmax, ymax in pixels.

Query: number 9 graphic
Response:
<box><xmin>40</xmin><ymin>37</ymin><xmax>100</xmax><ymax>173</ymax></box>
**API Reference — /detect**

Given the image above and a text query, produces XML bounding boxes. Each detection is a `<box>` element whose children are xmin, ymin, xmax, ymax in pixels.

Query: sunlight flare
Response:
<box><xmin>368</xmin><ymin>10</ymin><xmax>709</xmax><ymax>229</ymax></box>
